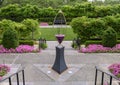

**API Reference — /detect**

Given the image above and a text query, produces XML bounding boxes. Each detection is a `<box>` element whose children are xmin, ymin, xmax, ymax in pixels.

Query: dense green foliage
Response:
<box><xmin>1</xmin><ymin>0</ymin><xmax>87</xmax><ymax>8</ymax></box>
<box><xmin>0</xmin><ymin>20</ymin><xmax>75</xmax><ymax>41</ymax></box>
<box><xmin>13</xmin><ymin>22</ymin><xmax>27</xmax><ymax>38</ymax></box>
<box><xmin>71</xmin><ymin>15</ymin><xmax>120</xmax><ymax>43</ymax></box>
<box><xmin>0</xmin><ymin>40</ymin><xmax>2</xmax><ymax>45</ymax></box>
<box><xmin>0</xmin><ymin>3</ymin><xmax>120</xmax><ymax>23</ymax></box>
<box><xmin>0</xmin><ymin>19</ymin><xmax>14</xmax><ymax>37</ymax></box>
<box><xmin>0</xmin><ymin>19</ymin><xmax>39</xmax><ymax>40</ymax></box>
<box><xmin>85</xmin><ymin>40</ymin><xmax>102</xmax><ymax>47</ymax></box>
<box><xmin>85</xmin><ymin>40</ymin><xmax>120</xmax><ymax>47</ymax></box>
<box><xmin>0</xmin><ymin>1</ymin><xmax>120</xmax><ymax>43</ymax></box>
<box><xmin>22</xmin><ymin>19</ymin><xmax>39</xmax><ymax>39</ymax></box>
<box><xmin>2</xmin><ymin>28</ymin><xmax>19</xmax><ymax>49</ymax></box>
<box><xmin>71</xmin><ymin>16</ymin><xmax>93</xmax><ymax>43</ymax></box>
<box><xmin>0</xmin><ymin>39</ymin><xmax>34</xmax><ymax>46</ymax></box>
<box><xmin>93</xmin><ymin>0</ymin><xmax>120</xmax><ymax>5</ymax></box>
<box><xmin>117</xmin><ymin>40</ymin><xmax>120</xmax><ymax>44</ymax></box>
<box><xmin>1</xmin><ymin>0</ymin><xmax>120</xmax><ymax>8</ymax></box>
<box><xmin>103</xmin><ymin>16</ymin><xmax>120</xmax><ymax>33</ymax></box>
<box><xmin>70</xmin><ymin>16</ymin><xmax>104</xmax><ymax>43</ymax></box>
<box><xmin>102</xmin><ymin>27</ymin><xmax>117</xmax><ymax>47</ymax></box>
<box><xmin>19</xmin><ymin>40</ymin><xmax>34</xmax><ymax>46</ymax></box>
<box><xmin>0</xmin><ymin>4</ymin><xmax>20</xmax><ymax>21</ymax></box>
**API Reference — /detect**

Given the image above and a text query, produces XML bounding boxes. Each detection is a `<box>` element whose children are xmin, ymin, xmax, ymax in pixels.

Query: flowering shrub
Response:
<box><xmin>0</xmin><ymin>45</ymin><xmax>40</xmax><ymax>53</ymax></box>
<box><xmin>108</xmin><ymin>63</ymin><xmax>120</xmax><ymax>79</ymax></box>
<box><xmin>80</xmin><ymin>44</ymin><xmax>120</xmax><ymax>53</ymax></box>
<box><xmin>0</xmin><ymin>64</ymin><xmax>10</xmax><ymax>79</ymax></box>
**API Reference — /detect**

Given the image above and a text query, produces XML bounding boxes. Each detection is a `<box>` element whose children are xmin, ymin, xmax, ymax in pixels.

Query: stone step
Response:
<box><xmin>34</xmin><ymin>81</ymin><xmax>87</xmax><ymax>85</ymax></box>
<box><xmin>0</xmin><ymin>81</ymin><xmax>87</xmax><ymax>85</ymax></box>
<box><xmin>0</xmin><ymin>81</ymin><xmax>119</xmax><ymax>85</ymax></box>
<box><xmin>0</xmin><ymin>82</ymin><xmax>33</xmax><ymax>85</ymax></box>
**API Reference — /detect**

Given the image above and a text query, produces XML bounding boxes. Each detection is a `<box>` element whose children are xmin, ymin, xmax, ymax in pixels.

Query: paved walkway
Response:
<box><xmin>0</xmin><ymin>41</ymin><xmax>120</xmax><ymax>85</ymax></box>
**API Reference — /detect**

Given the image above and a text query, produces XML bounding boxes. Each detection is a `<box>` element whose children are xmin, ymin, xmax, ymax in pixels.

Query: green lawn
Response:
<box><xmin>38</xmin><ymin>28</ymin><xmax>77</xmax><ymax>41</ymax></box>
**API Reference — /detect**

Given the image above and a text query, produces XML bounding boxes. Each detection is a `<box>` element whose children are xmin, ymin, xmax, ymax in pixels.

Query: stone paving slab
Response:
<box><xmin>0</xmin><ymin>81</ymin><xmax>118</xmax><ymax>85</ymax></box>
<box><xmin>34</xmin><ymin>81</ymin><xmax>87</xmax><ymax>85</ymax></box>
<box><xmin>0</xmin><ymin>82</ymin><xmax>33</xmax><ymax>85</ymax></box>
<box><xmin>45</xmin><ymin>41</ymin><xmax>73</xmax><ymax>50</ymax></box>
<box><xmin>34</xmin><ymin>64</ymin><xmax>85</xmax><ymax>82</ymax></box>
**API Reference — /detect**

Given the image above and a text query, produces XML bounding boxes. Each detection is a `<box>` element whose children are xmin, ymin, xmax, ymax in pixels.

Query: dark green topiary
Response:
<box><xmin>2</xmin><ymin>28</ymin><xmax>19</xmax><ymax>49</ymax></box>
<box><xmin>102</xmin><ymin>27</ymin><xmax>117</xmax><ymax>48</ymax></box>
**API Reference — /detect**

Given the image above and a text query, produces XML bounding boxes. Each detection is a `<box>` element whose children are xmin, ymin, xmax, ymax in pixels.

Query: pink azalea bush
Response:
<box><xmin>108</xmin><ymin>63</ymin><xmax>120</xmax><ymax>79</ymax></box>
<box><xmin>0</xmin><ymin>45</ymin><xmax>40</xmax><ymax>53</ymax></box>
<box><xmin>0</xmin><ymin>64</ymin><xmax>10</xmax><ymax>79</ymax></box>
<box><xmin>80</xmin><ymin>44</ymin><xmax>120</xmax><ymax>53</ymax></box>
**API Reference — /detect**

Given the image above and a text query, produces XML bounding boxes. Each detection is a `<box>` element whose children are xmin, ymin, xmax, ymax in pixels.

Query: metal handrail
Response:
<box><xmin>0</xmin><ymin>66</ymin><xmax>25</xmax><ymax>85</ymax></box>
<box><xmin>95</xmin><ymin>66</ymin><xmax>120</xmax><ymax>85</ymax></box>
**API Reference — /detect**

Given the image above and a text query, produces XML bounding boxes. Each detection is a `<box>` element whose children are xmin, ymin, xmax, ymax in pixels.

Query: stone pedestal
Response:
<box><xmin>52</xmin><ymin>45</ymin><xmax>67</xmax><ymax>74</ymax></box>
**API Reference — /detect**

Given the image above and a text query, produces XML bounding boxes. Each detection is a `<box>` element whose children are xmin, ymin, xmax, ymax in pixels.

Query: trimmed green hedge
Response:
<box><xmin>0</xmin><ymin>40</ymin><xmax>34</xmax><ymax>46</ymax></box>
<box><xmin>85</xmin><ymin>40</ymin><xmax>120</xmax><ymax>47</ymax></box>
<box><xmin>2</xmin><ymin>28</ymin><xmax>19</xmax><ymax>49</ymax></box>
<box><xmin>0</xmin><ymin>19</ymin><xmax>39</xmax><ymax>40</ymax></box>
<box><xmin>0</xmin><ymin>40</ymin><xmax>2</xmax><ymax>45</ymax></box>
<box><xmin>117</xmin><ymin>40</ymin><xmax>120</xmax><ymax>44</ymax></box>
<box><xmin>85</xmin><ymin>40</ymin><xmax>102</xmax><ymax>47</ymax></box>
<box><xmin>19</xmin><ymin>40</ymin><xmax>34</xmax><ymax>46</ymax></box>
<box><xmin>0</xmin><ymin>3</ymin><xmax>120</xmax><ymax>23</ymax></box>
<box><xmin>102</xmin><ymin>27</ymin><xmax>117</xmax><ymax>47</ymax></box>
<box><xmin>71</xmin><ymin>16</ymin><xmax>120</xmax><ymax>43</ymax></box>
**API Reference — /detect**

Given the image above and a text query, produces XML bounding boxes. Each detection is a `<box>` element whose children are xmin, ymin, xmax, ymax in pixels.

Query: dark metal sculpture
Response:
<box><xmin>39</xmin><ymin>37</ymin><xmax>46</xmax><ymax>50</ymax></box>
<box><xmin>52</xmin><ymin>45</ymin><xmax>67</xmax><ymax>74</ymax></box>
<box><xmin>53</xmin><ymin>10</ymin><xmax>66</xmax><ymax>34</ymax></box>
<box><xmin>52</xmin><ymin>10</ymin><xmax>67</xmax><ymax>74</ymax></box>
<box><xmin>76</xmin><ymin>38</ymin><xmax>81</xmax><ymax>50</ymax></box>
<box><xmin>53</xmin><ymin>10</ymin><xmax>66</xmax><ymax>25</ymax></box>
